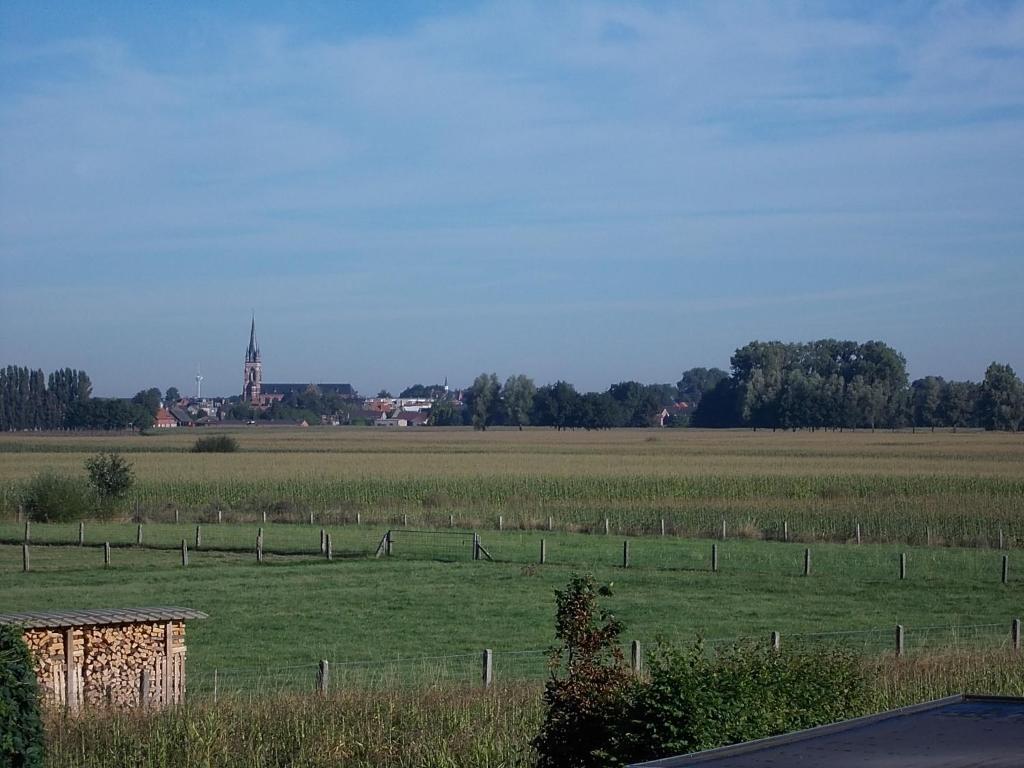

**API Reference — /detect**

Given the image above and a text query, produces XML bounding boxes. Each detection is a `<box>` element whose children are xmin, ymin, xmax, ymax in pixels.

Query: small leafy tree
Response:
<box><xmin>0</xmin><ymin>625</ymin><xmax>45</xmax><ymax>768</ymax></box>
<box><xmin>84</xmin><ymin>452</ymin><xmax>134</xmax><ymax>508</ymax></box>
<box><xmin>533</xmin><ymin>574</ymin><xmax>637</xmax><ymax>768</ymax></box>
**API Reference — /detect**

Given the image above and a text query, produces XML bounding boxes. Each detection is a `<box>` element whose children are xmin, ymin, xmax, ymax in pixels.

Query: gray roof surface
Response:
<box><xmin>630</xmin><ymin>695</ymin><xmax>1024</xmax><ymax>768</ymax></box>
<box><xmin>0</xmin><ymin>607</ymin><xmax>208</xmax><ymax>628</ymax></box>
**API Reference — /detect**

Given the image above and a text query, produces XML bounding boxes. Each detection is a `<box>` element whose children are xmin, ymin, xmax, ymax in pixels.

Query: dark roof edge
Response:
<box><xmin>628</xmin><ymin>694</ymin><xmax>967</xmax><ymax>767</ymax></box>
<box><xmin>0</xmin><ymin>607</ymin><xmax>209</xmax><ymax>629</ymax></box>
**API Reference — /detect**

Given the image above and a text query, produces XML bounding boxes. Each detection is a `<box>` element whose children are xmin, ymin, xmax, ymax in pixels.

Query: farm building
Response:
<box><xmin>0</xmin><ymin>607</ymin><xmax>207</xmax><ymax>710</ymax></box>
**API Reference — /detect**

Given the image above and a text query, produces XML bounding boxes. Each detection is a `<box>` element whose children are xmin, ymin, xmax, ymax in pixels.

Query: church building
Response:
<box><xmin>242</xmin><ymin>318</ymin><xmax>355</xmax><ymax>405</ymax></box>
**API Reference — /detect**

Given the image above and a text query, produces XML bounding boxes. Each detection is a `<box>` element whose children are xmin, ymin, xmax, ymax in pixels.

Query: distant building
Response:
<box><xmin>154</xmin><ymin>408</ymin><xmax>177</xmax><ymax>428</ymax></box>
<box><xmin>241</xmin><ymin>317</ymin><xmax>355</xmax><ymax>406</ymax></box>
<box><xmin>243</xmin><ymin>316</ymin><xmax>262</xmax><ymax>404</ymax></box>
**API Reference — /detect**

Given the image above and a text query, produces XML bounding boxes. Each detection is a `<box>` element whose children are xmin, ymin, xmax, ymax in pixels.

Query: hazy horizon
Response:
<box><xmin>2</xmin><ymin>1</ymin><xmax>1022</xmax><ymax>398</ymax></box>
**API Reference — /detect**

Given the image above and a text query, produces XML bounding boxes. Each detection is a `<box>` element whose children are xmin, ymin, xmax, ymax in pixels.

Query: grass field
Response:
<box><xmin>3</xmin><ymin>524</ymin><xmax>1021</xmax><ymax>693</ymax></box>
<box><xmin>2</xmin><ymin>427</ymin><xmax>1023</xmax><ymax>546</ymax></box>
<box><xmin>3</xmin><ymin>427</ymin><xmax>1022</xmax><ymax>766</ymax></box>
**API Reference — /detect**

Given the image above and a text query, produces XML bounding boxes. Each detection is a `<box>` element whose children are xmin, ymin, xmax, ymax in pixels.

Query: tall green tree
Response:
<box><xmin>467</xmin><ymin>373</ymin><xmax>501</xmax><ymax>431</ymax></box>
<box><xmin>979</xmin><ymin>363</ymin><xmax>1024</xmax><ymax>431</ymax></box>
<box><xmin>911</xmin><ymin>377</ymin><xmax>944</xmax><ymax>431</ymax></box>
<box><xmin>502</xmin><ymin>374</ymin><xmax>536</xmax><ymax>430</ymax></box>
<box><xmin>677</xmin><ymin>367</ymin><xmax>727</xmax><ymax>406</ymax></box>
<box><xmin>941</xmin><ymin>380</ymin><xmax>978</xmax><ymax>431</ymax></box>
<box><xmin>131</xmin><ymin>388</ymin><xmax>163</xmax><ymax>416</ymax></box>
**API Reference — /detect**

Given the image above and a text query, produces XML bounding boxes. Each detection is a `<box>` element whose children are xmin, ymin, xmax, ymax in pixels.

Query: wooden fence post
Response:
<box><xmin>926</xmin><ymin>527</ymin><xmax>931</xmax><ymax>547</ymax></box>
<box><xmin>1013</xmin><ymin>619</ymin><xmax>1021</xmax><ymax>652</ymax></box>
<box><xmin>22</xmin><ymin>543</ymin><xmax>29</xmax><ymax>572</ymax></box>
<box><xmin>139</xmin><ymin>669</ymin><xmax>151</xmax><ymax>706</ymax></box>
<box><xmin>256</xmin><ymin>533</ymin><xmax>264</xmax><ymax>563</ymax></box>
<box><xmin>385</xmin><ymin>530</ymin><xmax>393</xmax><ymax>556</ymax></box>
<box><xmin>317</xmin><ymin>660</ymin><xmax>329</xmax><ymax>694</ymax></box>
<box><xmin>540</xmin><ymin>539</ymin><xmax>547</xmax><ymax>565</ymax></box>
<box><xmin>895</xmin><ymin>624</ymin><xmax>905</xmax><ymax>657</ymax></box>
<box><xmin>548</xmin><ymin>516</ymin><xmax>553</xmax><ymax>531</ymax></box>
<box><xmin>771</xmin><ymin>631</ymin><xmax>780</xmax><ymax>651</ymax></box>
<box><xmin>482</xmin><ymin>649</ymin><xmax>493</xmax><ymax>688</ymax></box>
<box><xmin>999</xmin><ymin>528</ymin><xmax>1005</xmax><ymax>550</ymax></box>
<box><xmin>320</xmin><ymin>528</ymin><xmax>326</xmax><ymax>555</ymax></box>
<box><xmin>1002</xmin><ymin>555</ymin><xmax>1009</xmax><ymax>585</ymax></box>
<box><xmin>103</xmin><ymin>542</ymin><xmax>111</xmax><ymax>567</ymax></box>
<box><xmin>79</xmin><ymin>522</ymin><xmax>85</xmax><ymax>546</ymax></box>
<box><xmin>899</xmin><ymin>552</ymin><xmax>907</xmax><ymax>580</ymax></box>
<box><xmin>711</xmin><ymin>543</ymin><xmax>719</xmax><ymax>573</ymax></box>
<box><xmin>195</xmin><ymin>525</ymin><xmax>202</xmax><ymax>549</ymax></box>
<box><xmin>622</xmin><ymin>540</ymin><xmax>630</xmax><ymax>569</ymax></box>
<box><xmin>137</xmin><ymin>524</ymin><xmax>143</xmax><ymax>546</ymax></box>
<box><xmin>24</xmin><ymin>520</ymin><xmax>30</xmax><ymax>543</ymax></box>
<box><xmin>181</xmin><ymin>540</ymin><xmax>188</xmax><ymax>567</ymax></box>
<box><xmin>325</xmin><ymin>533</ymin><xmax>333</xmax><ymax>561</ymax></box>
<box><xmin>803</xmin><ymin>548</ymin><xmax>811</xmax><ymax>577</ymax></box>
<box><xmin>631</xmin><ymin>640</ymin><xmax>642</xmax><ymax>674</ymax></box>
<box><xmin>660</xmin><ymin>519</ymin><xmax>666</xmax><ymax>537</ymax></box>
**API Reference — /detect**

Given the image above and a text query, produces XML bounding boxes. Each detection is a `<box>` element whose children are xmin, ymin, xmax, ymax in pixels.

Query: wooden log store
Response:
<box><xmin>0</xmin><ymin>607</ymin><xmax>207</xmax><ymax>711</ymax></box>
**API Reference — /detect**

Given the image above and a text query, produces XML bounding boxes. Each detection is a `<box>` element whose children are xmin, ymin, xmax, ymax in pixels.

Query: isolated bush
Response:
<box><xmin>620</xmin><ymin>641</ymin><xmax>870</xmax><ymax>762</ymax></box>
<box><xmin>0</xmin><ymin>625</ymin><xmax>45</xmax><ymax>768</ymax></box>
<box><xmin>84</xmin><ymin>452</ymin><xmax>134</xmax><ymax>515</ymax></box>
<box><xmin>192</xmin><ymin>435</ymin><xmax>239</xmax><ymax>453</ymax></box>
<box><xmin>21</xmin><ymin>472</ymin><xmax>94</xmax><ymax>522</ymax></box>
<box><xmin>533</xmin><ymin>574</ymin><xmax>637</xmax><ymax>768</ymax></box>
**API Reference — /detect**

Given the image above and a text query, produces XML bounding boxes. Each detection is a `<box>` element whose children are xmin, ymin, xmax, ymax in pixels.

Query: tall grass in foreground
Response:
<box><xmin>43</xmin><ymin>651</ymin><xmax>1024</xmax><ymax>768</ymax></box>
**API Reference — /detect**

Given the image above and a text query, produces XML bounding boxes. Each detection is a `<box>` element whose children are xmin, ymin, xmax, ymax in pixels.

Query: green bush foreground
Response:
<box><xmin>0</xmin><ymin>625</ymin><xmax>45</xmax><ymax>768</ymax></box>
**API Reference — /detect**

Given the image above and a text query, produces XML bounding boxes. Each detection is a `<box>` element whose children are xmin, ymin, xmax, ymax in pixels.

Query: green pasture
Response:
<box><xmin>2</xmin><ymin>524</ymin><xmax>1021</xmax><ymax>693</ymax></box>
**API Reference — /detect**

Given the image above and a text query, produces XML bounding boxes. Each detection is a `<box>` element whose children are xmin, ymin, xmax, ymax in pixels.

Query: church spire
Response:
<box><xmin>246</xmin><ymin>315</ymin><xmax>260</xmax><ymax>362</ymax></box>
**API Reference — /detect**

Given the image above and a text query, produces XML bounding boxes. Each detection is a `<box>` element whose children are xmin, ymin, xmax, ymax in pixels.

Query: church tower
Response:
<box><xmin>243</xmin><ymin>316</ymin><xmax>262</xmax><ymax>404</ymax></box>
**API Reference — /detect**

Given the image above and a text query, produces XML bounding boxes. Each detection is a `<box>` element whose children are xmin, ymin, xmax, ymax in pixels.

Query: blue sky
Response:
<box><xmin>1</xmin><ymin>1</ymin><xmax>1022</xmax><ymax>397</ymax></box>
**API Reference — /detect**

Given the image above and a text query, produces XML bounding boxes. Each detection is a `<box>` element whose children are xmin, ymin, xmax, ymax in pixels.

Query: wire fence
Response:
<box><xmin>184</xmin><ymin>620</ymin><xmax>1023</xmax><ymax>699</ymax></box>
<box><xmin>3</xmin><ymin>522</ymin><xmax>1021</xmax><ymax>585</ymax></box>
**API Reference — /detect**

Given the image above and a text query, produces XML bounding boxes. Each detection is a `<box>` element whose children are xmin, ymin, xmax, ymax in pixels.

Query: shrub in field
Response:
<box><xmin>20</xmin><ymin>472</ymin><xmax>94</xmax><ymax>522</ymax></box>
<box><xmin>0</xmin><ymin>625</ymin><xmax>45</xmax><ymax>768</ymax></box>
<box><xmin>84</xmin><ymin>452</ymin><xmax>134</xmax><ymax>517</ymax></box>
<box><xmin>533</xmin><ymin>574</ymin><xmax>637</xmax><ymax>768</ymax></box>
<box><xmin>620</xmin><ymin>641</ymin><xmax>870</xmax><ymax>762</ymax></box>
<box><xmin>191</xmin><ymin>435</ymin><xmax>239</xmax><ymax>453</ymax></box>
<box><xmin>535</xmin><ymin>575</ymin><xmax>871</xmax><ymax>767</ymax></box>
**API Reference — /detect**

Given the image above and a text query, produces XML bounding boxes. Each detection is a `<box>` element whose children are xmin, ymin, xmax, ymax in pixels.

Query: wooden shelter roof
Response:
<box><xmin>0</xmin><ymin>607</ymin><xmax>208</xmax><ymax>629</ymax></box>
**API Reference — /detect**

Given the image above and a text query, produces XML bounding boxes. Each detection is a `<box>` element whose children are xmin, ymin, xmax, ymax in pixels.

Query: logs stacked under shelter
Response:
<box><xmin>0</xmin><ymin>607</ymin><xmax>207</xmax><ymax>710</ymax></box>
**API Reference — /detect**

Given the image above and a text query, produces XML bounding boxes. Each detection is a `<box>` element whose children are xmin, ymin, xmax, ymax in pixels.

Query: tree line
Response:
<box><xmin>434</xmin><ymin>340</ymin><xmax>1022</xmax><ymax>432</ymax></box>
<box><xmin>0</xmin><ymin>366</ymin><xmax>154</xmax><ymax>432</ymax></box>
<box><xmin>3</xmin><ymin>340</ymin><xmax>1022</xmax><ymax>432</ymax></box>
